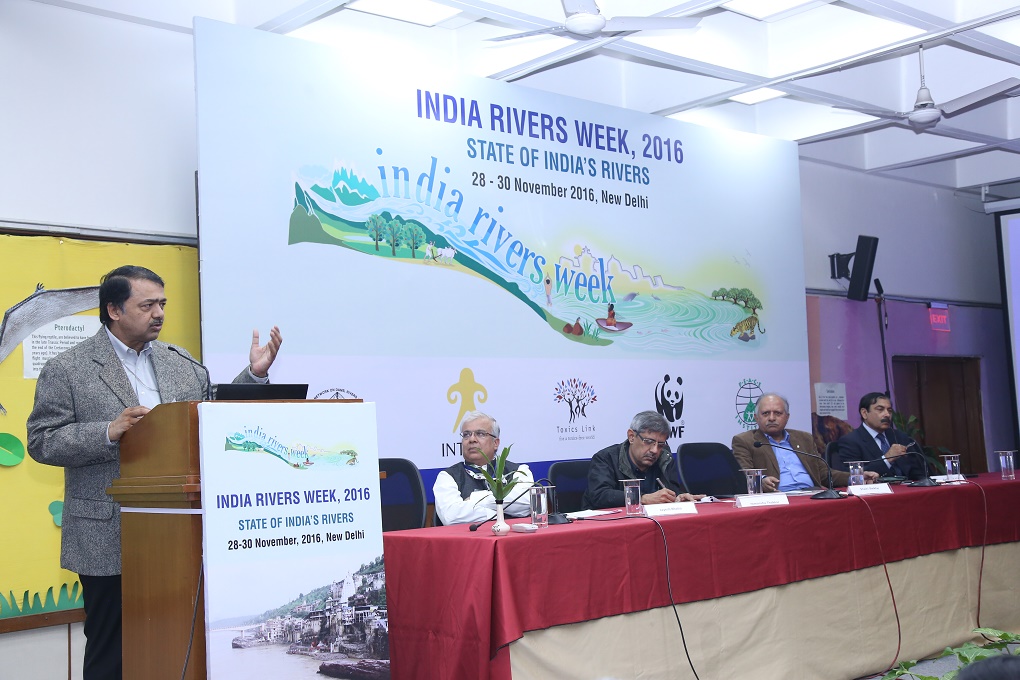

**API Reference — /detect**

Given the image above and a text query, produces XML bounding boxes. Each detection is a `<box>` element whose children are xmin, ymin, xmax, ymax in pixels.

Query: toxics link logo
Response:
<box><xmin>735</xmin><ymin>378</ymin><xmax>764</xmax><ymax>430</ymax></box>
<box><xmin>553</xmin><ymin>378</ymin><xmax>598</xmax><ymax>441</ymax></box>
<box><xmin>553</xmin><ymin>378</ymin><xmax>597</xmax><ymax>423</ymax></box>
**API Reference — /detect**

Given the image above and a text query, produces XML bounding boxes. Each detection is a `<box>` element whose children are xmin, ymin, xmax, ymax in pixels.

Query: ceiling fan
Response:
<box><xmin>488</xmin><ymin>0</ymin><xmax>700</xmax><ymax>42</ymax></box>
<box><xmin>838</xmin><ymin>45</ymin><xmax>1020</xmax><ymax>128</ymax></box>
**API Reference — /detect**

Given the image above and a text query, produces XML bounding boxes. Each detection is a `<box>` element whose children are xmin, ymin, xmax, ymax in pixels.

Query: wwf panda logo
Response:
<box><xmin>655</xmin><ymin>374</ymin><xmax>683</xmax><ymax>423</ymax></box>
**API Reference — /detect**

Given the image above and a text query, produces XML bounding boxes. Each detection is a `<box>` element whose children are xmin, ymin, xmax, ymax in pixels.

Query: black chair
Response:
<box><xmin>825</xmin><ymin>441</ymin><xmax>840</xmax><ymax>470</ymax></box>
<box><xmin>677</xmin><ymin>443</ymin><xmax>746</xmax><ymax>496</ymax></box>
<box><xmin>548</xmin><ymin>459</ymin><xmax>591</xmax><ymax>513</ymax></box>
<box><xmin>378</xmin><ymin>458</ymin><xmax>427</xmax><ymax>531</ymax></box>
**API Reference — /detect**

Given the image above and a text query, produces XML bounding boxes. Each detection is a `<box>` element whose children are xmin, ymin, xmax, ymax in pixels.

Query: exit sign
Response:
<box><xmin>929</xmin><ymin>303</ymin><xmax>950</xmax><ymax>332</ymax></box>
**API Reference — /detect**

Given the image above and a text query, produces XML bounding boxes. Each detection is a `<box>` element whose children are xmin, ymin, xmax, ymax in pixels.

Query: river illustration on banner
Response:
<box><xmin>225</xmin><ymin>425</ymin><xmax>359</xmax><ymax>470</ymax></box>
<box><xmin>288</xmin><ymin>157</ymin><xmax>768</xmax><ymax>354</ymax></box>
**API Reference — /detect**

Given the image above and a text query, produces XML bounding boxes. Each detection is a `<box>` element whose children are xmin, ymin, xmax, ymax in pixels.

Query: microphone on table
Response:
<box><xmin>533</xmin><ymin>477</ymin><xmax>571</xmax><ymax>525</ymax></box>
<box><xmin>167</xmin><ymin>346</ymin><xmax>213</xmax><ymax>401</ymax></box>
<box><xmin>753</xmin><ymin>440</ymin><xmax>841</xmax><ymax>500</ymax></box>
<box><xmin>878</xmin><ymin>439</ymin><xmax>937</xmax><ymax>487</ymax></box>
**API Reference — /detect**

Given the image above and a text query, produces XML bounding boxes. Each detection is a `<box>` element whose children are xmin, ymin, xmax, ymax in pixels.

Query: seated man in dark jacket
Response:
<box><xmin>834</xmin><ymin>392</ymin><xmax>926</xmax><ymax>480</ymax></box>
<box><xmin>582</xmin><ymin>411</ymin><xmax>701</xmax><ymax>510</ymax></box>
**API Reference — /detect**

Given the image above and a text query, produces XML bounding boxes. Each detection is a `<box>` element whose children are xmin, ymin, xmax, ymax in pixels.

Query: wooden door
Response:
<box><xmin>892</xmin><ymin>356</ymin><xmax>987</xmax><ymax>474</ymax></box>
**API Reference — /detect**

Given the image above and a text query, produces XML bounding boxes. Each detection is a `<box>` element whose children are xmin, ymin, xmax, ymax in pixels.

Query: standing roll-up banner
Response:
<box><xmin>198</xmin><ymin>400</ymin><xmax>385</xmax><ymax>677</ymax></box>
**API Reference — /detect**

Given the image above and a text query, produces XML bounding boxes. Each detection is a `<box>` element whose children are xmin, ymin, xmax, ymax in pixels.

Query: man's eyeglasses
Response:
<box><xmin>461</xmin><ymin>430</ymin><xmax>496</xmax><ymax>440</ymax></box>
<box><xmin>635</xmin><ymin>435</ymin><xmax>667</xmax><ymax>448</ymax></box>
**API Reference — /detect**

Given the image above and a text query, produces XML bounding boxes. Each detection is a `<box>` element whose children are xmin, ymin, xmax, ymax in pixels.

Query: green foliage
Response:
<box><xmin>881</xmin><ymin>660</ymin><xmax>940</xmax><ymax>680</ymax></box>
<box><xmin>880</xmin><ymin>628</ymin><xmax>1019</xmax><ymax>680</ymax></box>
<box><xmin>712</xmin><ymin>287</ymin><xmax>762</xmax><ymax>314</ymax></box>
<box><xmin>403</xmin><ymin>222</ymin><xmax>426</xmax><ymax>257</ymax></box>
<box><xmin>0</xmin><ymin>583</ymin><xmax>82</xmax><ymax>619</ymax></box>
<box><xmin>0</xmin><ymin>433</ymin><xmax>26</xmax><ymax>467</ymax></box>
<box><xmin>365</xmin><ymin>214</ymin><xmax>387</xmax><ymax>251</ymax></box>
<box><xmin>582</xmin><ymin>320</ymin><xmax>601</xmax><ymax>340</ymax></box>
<box><xmin>358</xmin><ymin>555</ymin><xmax>385</xmax><ymax>575</ymax></box>
<box><xmin>49</xmin><ymin>500</ymin><xmax>63</xmax><ymax>527</ymax></box>
<box><xmin>383</xmin><ymin>217</ymin><xmax>405</xmax><ymax>255</ymax></box>
<box><xmin>891</xmin><ymin>410</ymin><xmax>950</xmax><ymax>473</ymax></box>
<box><xmin>476</xmin><ymin>444</ymin><xmax>520</xmax><ymax>502</ymax></box>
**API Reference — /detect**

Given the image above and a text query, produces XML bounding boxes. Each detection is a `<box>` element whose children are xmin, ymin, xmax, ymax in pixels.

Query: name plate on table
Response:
<box><xmin>643</xmin><ymin>502</ymin><xmax>698</xmax><ymax>517</ymax></box>
<box><xmin>735</xmin><ymin>494</ymin><xmax>790</xmax><ymax>508</ymax></box>
<box><xmin>847</xmin><ymin>483</ymin><xmax>893</xmax><ymax>496</ymax></box>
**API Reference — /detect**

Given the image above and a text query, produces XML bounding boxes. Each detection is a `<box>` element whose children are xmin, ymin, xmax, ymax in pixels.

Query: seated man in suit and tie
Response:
<box><xmin>733</xmin><ymin>393</ymin><xmax>877</xmax><ymax>493</ymax></box>
<box><xmin>834</xmin><ymin>392</ymin><xmax>926</xmax><ymax>480</ymax></box>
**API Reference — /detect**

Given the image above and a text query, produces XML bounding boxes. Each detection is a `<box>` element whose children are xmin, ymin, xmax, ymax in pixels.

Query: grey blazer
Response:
<box><xmin>26</xmin><ymin>329</ymin><xmax>253</xmax><ymax>576</ymax></box>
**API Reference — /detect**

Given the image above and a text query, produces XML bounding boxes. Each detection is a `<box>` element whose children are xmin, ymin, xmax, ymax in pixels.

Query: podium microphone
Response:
<box><xmin>753</xmin><ymin>440</ymin><xmax>842</xmax><ymax>500</ymax></box>
<box><xmin>901</xmin><ymin>440</ymin><xmax>937</xmax><ymax>487</ymax></box>
<box><xmin>167</xmin><ymin>346</ymin><xmax>213</xmax><ymax>401</ymax></box>
<box><xmin>469</xmin><ymin>517</ymin><xmax>494</xmax><ymax>531</ymax></box>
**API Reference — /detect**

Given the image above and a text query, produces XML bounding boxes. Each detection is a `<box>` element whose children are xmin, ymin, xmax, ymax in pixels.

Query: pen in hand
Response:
<box><xmin>656</xmin><ymin>478</ymin><xmax>679</xmax><ymax>502</ymax></box>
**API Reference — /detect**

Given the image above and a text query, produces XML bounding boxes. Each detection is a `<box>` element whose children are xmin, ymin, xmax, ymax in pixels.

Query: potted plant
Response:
<box><xmin>891</xmin><ymin>410</ymin><xmax>951</xmax><ymax>474</ymax></box>
<box><xmin>476</xmin><ymin>444</ymin><xmax>522</xmax><ymax>536</ymax></box>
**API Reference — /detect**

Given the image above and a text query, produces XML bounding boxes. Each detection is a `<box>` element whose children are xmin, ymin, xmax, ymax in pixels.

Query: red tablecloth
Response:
<box><xmin>383</xmin><ymin>474</ymin><xmax>1020</xmax><ymax>680</ymax></box>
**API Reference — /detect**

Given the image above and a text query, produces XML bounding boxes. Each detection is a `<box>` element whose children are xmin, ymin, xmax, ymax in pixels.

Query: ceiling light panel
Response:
<box><xmin>723</xmin><ymin>0</ymin><xmax>833</xmax><ymax>22</ymax></box>
<box><xmin>729</xmin><ymin>87</ymin><xmax>787</xmax><ymax>104</ymax></box>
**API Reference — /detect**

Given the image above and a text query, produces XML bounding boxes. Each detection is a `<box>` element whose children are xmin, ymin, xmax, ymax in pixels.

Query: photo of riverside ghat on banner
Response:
<box><xmin>199</xmin><ymin>401</ymin><xmax>387</xmax><ymax>679</ymax></box>
<box><xmin>195</xmin><ymin>17</ymin><xmax>808</xmax><ymax>481</ymax></box>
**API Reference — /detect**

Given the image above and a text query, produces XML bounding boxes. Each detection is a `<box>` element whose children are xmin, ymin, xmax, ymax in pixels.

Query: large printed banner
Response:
<box><xmin>199</xmin><ymin>401</ymin><xmax>385</xmax><ymax>679</ymax></box>
<box><xmin>194</xmin><ymin>20</ymin><xmax>810</xmax><ymax>477</ymax></box>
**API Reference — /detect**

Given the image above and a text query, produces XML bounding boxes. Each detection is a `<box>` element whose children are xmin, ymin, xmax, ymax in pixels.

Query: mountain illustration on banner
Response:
<box><xmin>288</xmin><ymin>160</ymin><xmax>767</xmax><ymax>354</ymax></box>
<box><xmin>225</xmin><ymin>425</ymin><xmax>359</xmax><ymax>470</ymax></box>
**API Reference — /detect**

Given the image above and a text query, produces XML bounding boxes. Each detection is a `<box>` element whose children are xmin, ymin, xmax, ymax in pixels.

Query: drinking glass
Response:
<box><xmin>942</xmin><ymin>454</ymin><xmax>963</xmax><ymax>483</ymax></box>
<box><xmin>529</xmin><ymin>485</ymin><xmax>548</xmax><ymax>528</ymax></box>
<box><xmin>847</xmin><ymin>461</ymin><xmax>867</xmax><ymax>486</ymax></box>
<box><xmin>622</xmin><ymin>479</ymin><xmax>644</xmax><ymax>516</ymax></box>
<box><xmin>742</xmin><ymin>469</ymin><xmax>765</xmax><ymax>494</ymax></box>
<box><xmin>996</xmin><ymin>451</ymin><xmax>1016</xmax><ymax>481</ymax></box>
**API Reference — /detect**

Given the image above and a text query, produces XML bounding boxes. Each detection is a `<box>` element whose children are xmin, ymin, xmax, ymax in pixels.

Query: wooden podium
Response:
<box><xmin>107</xmin><ymin>401</ymin><xmax>207</xmax><ymax>680</ymax></box>
<box><xmin>107</xmin><ymin>398</ymin><xmax>363</xmax><ymax>679</ymax></box>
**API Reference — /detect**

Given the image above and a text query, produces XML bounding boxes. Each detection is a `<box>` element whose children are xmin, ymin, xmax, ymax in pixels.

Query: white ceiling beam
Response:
<box><xmin>841</xmin><ymin>0</ymin><xmax>1020</xmax><ymax>66</ymax></box>
<box><xmin>253</xmin><ymin>0</ymin><xmax>354</xmax><ymax>33</ymax></box>
<box><xmin>648</xmin><ymin>5</ymin><xmax>1020</xmax><ymax>116</ymax></box>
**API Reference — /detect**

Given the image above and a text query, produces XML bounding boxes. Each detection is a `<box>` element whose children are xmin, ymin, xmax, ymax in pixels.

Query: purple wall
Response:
<box><xmin>807</xmin><ymin>294</ymin><xmax>1016</xmax><ymax>469</ymax></box>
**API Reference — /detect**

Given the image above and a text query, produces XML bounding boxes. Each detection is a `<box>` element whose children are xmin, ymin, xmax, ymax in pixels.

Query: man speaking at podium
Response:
<box><xmin>732</xmin><ymin>393</ymin><xmax>876</xmax><ymax>493</ymax></box>
<box><xmin>26</xmin><ymin>265</ymin><xmax>282</xmax><ymax>680</ymax></box>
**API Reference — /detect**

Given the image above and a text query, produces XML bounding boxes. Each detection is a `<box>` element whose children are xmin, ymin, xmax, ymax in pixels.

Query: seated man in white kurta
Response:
<box><xmin>432</xmin><ymin>411</ymin><xmax>533</xmax><ymax>526</ymax></box>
